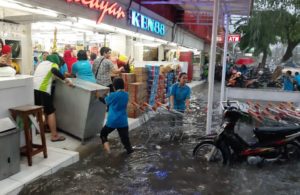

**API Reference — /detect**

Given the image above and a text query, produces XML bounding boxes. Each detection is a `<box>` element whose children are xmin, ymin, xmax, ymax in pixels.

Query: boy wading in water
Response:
<box><xmin>100</xmin><ymin>77</ymin><xmax>134</xmax><ymax>154</ymax></box>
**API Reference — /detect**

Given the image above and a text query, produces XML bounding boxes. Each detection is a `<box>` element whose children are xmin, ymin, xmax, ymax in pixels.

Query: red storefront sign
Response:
<box><xmin>66</xmin><ymin>0</ymin><xmax>126</xmax><ymax>23</ymax></box>
<box><xmin>228</xmin><ymin>34</ymin><xmax>241</xmax><ymax>42</ymax></box>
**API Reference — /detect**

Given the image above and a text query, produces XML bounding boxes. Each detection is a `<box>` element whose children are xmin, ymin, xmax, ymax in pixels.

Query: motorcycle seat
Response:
<box><xmin>254</xmin><ymin>126</ymin><xmax>300</xmax><ymax>136</ymax></box>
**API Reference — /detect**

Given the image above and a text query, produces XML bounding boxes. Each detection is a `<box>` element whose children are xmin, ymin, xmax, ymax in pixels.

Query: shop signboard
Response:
<box><xmin>129</xmin><ymin>10</ymin><xmax>166</xmax><ymax>36</ymax></box>
<box><xmin>228</xmin><ymin>34</ymin><xmax>241</xmax><ymax>42</ymax></box>
<box><xmin>66</xmin><ymin>0</ymin><xmax>126</xmax><ymax>23</ymax></box>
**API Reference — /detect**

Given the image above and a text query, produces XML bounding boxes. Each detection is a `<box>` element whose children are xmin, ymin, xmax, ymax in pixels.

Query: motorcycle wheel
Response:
<box><xmin>193</xmin><ymin>141</ymin><xmax>229</xmax><ymax>165</ymax></box>
<box><xmin>285</xmin><ymin>142</ymin><xmax>300</xmax><ymax>160</ymax></box>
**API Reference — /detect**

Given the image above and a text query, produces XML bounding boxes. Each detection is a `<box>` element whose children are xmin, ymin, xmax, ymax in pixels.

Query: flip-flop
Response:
<box><xmin>51</xmin><ymin>135</ymin><xmax>66</xmax><ymax>142</ymax></box>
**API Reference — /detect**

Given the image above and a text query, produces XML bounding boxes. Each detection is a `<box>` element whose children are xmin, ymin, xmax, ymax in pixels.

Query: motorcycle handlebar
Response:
<box><xmin>220</xmin><ymin>101</ymin><xmax>240</xmax><ymax>110</ymax></box>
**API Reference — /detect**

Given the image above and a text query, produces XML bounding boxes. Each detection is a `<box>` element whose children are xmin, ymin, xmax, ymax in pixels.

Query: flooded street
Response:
<box><xmin>20</xmin><ymin>83</ymin><xmax>300</xmax><ymax>195</ymax></box>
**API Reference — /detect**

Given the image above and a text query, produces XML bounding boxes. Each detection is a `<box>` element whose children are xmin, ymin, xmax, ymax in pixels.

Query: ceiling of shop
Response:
<box><xmin>141</xmin><ymin>0</ymin><xmax>253</xmax><ymax>25</ymax></box>
<box><xmin>0</xmin><ymin>7</ymin><xmax>112</xmax><ymax>34</ymax></box>
<box><xmin>0</xmin><ymin>7</ymin><xmax>58</xmax><ymax>24</ymax></box>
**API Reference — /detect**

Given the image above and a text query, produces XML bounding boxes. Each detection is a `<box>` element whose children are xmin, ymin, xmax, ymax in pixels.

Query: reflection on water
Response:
<box><xmin>20</xmin><ymin>91</ymin><xmax>300</xmax><ymax>195</ymax></box>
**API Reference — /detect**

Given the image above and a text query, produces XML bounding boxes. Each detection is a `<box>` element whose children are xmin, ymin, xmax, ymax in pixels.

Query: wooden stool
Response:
<box><xmin>9</xmin><ymin>105</ymin><xmax>47</xmax><ymax>166</ymax></box>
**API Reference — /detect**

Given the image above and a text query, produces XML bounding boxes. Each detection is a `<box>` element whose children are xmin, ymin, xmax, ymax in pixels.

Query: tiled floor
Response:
<box><xmin>0</xmin><ymin>147</ymin><xmax>79</xmax><ymax>195</ymax></box>
<box><xmin>0</xmin><ymin>118</ymin><xmax>141</xmax><ymax>195</ymax></box>
<box><xmin>0</xmin><ymin>80</ymin><xmax>204</xmax><ymax>195</ymax></box>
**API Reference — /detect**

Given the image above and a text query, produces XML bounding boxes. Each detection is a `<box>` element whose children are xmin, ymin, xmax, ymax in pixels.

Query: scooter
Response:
<box><xmin>227</xmin><ymin>73</ymin><xmax>261</xmax><ymax>88</ymax></box>
<box><xmin>193</xmin><ymin>101</ymin><xmax>300</xmax><ymax>166</ymax></box>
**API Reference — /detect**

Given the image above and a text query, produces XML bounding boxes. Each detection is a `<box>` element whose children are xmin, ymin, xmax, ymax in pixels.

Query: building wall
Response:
<box><xmin>17</xmin><ymin>0</ymin><xmax>204</xmax><ymax>50</ymax></box>
<box><xmin>110</xmin><ymin>34</ymin><xmax>126</xmax><ymax>55</ymax></box>
<box><xmin>0</xmin><ymin>22</ymin><xmax>32</xmax><ymax>74</ymax></box>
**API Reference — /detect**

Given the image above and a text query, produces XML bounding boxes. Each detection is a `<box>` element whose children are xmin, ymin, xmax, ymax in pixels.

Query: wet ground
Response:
<box><xmin>20</xmin><ymin>83</ymin><xmax>300</xmax><ymax>195</ymax></box>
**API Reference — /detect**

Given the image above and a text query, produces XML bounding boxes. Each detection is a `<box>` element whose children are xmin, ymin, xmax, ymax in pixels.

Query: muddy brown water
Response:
<box><xmin>20</xmin><ymin>83</ymin><xmax>300</xmax><ymax>195</ymax></box>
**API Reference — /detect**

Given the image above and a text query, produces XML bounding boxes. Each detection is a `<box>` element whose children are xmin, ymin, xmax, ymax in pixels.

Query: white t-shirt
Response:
<box><xmin>0</xmin><ymin>66</ymin><xmax>16</xmax><ymax>77</ymax></box>
<box><xmin>34</xmin><ymin>61</ymin><xmax>59</xmax><ymax>94</ymax></box>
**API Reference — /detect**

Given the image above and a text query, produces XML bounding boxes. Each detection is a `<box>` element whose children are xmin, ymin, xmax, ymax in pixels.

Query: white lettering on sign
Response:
<box><xmin>130</xmin><ymin>10</ymin><xmax>166</xmax><ymax>36</ymax></box>
<box><xmin>131</xmin><ymin>11</ymin><xmax>140</xmax><ymax>27</ymax></box>
<box><xmin>228</xmin><ymin>34</ymin><xmax>241</xmax><ymax>42</ymax></box>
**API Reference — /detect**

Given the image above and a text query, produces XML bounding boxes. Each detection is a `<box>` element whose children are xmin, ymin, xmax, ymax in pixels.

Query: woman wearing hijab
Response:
<box><xmin>0</xmin><ymin>45</ymin><xmax>16</xmax><ymax>77</ymax></box>
<box><xmin>63</xmin><ymin>50</ymin><xmax>77</xmax><ymax>73</ymax></box>
<box><xmin>33</xmin><ymin>54</ymin><xmax>73</xmax><ymax>142</ymax></box>
<box><xmin>0</xmin><ymin>45</ymin><xmax>12</xmax><ymax>65</ymax></box>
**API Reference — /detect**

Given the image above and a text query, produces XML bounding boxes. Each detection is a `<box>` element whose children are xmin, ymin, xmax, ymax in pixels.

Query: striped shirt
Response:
<box><xmin>93</xmin><ymin>56</ymin><xmax>114</xmax><ymax>87</ymax></box>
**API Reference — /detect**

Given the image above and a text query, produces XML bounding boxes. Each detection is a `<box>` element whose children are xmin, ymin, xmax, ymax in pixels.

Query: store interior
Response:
<box><xmin>0</xmin><ymin>0</ymin><xmax>204</xmax><ymax>79</ymax></box>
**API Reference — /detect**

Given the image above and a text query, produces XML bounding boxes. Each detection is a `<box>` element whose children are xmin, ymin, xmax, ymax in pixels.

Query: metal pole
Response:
<box><xmin>220</xmin><ymin>14</ymin><xmax>230</xmax><ymax>113</ymax></box>
<box><xmin>206</xmin><ymin>0</ymin><xmax>220</xmax><ymax>135</ymax></box>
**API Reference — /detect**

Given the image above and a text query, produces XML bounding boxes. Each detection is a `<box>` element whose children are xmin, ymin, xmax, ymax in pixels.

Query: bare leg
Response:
<box><xmin>103</xmin><ymin>142</ymin><xmax>111</xmax><ymax>154</ymax></box>
<box><xmin>47</xmin><ymin>113</ymin><xmax>59</xmax><ymax>139</ymax></box>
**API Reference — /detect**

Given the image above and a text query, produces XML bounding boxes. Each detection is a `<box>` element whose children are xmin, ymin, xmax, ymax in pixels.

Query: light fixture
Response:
<box><xmin>0</xmin><ymin>0</ymin><xmax>58</xmax><ymax>17</ymax></box>
<box><xmin>167</xmin><ymin>42</ymin><xmax>177</xmax><ymax>47</ymax></box>
<box><xmin>155</xmin><ymin>38</ymin><xmax>168</xmax><ymax>44</ymax></box>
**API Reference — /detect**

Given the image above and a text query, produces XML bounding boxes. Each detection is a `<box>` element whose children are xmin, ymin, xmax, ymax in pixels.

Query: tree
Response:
<box><xmin>256</xmin><ymin>0</ymin><xmax>300</xmax><ymax>62</ymax></box>
<box><xmin>235</xmin><ymin>0</ymin><xmax>300</xmax><ymax>64</ymax></box>
<box><xmin>235</xmin><ymin>11</ymin><xmax>279</xmax><ymax>66</ymax></box>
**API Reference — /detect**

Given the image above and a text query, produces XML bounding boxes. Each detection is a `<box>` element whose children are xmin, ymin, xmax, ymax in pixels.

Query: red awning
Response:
<box><xmin>235</xmin><ymin>57</ymin><xmax>256</xmax><ymax>65</ymax></box>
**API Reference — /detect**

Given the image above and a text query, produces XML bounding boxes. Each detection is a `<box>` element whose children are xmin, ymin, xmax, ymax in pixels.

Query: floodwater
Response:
<box><xmin>20</xmin><ymin>83</ymin><xmax>300</xmax><ymax>195</ymax></box>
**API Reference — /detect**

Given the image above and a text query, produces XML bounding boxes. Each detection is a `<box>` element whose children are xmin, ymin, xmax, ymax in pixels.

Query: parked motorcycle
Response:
<box><xmin>227</xmin><ymin>72</ymin><xmax>261</xmax><ymax>88</ymax></box>
<box><xmin>193</xmin><ymin>101</ymin><xmax>300</xmax><ymax>166</ymax></box>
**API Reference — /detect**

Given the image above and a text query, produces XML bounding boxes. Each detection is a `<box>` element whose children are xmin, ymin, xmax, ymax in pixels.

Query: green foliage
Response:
<box><xmin>235</xmin><ymin>10</ymin><xmax>278</xmax><ymax>57</ymax></box>
<box><xmin>235</xmin><ymin>0</ymin><xmax>300</xmax><ymax>62</ymax></box>
<box><xmin>256</xmin><ymin>0</ymin><xmax>300</xmax><ymax>11</ymax></box>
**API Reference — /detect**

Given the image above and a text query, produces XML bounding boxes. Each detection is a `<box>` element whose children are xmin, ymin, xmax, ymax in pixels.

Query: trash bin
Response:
<box><xmin>0</xmin><ymin>117</ymin><xmax>20</xmax><ymax>180</ymax></box>
<box><xmin>54</xmin><ymin>79</ymin><xmax>109</xmax><ymax>143</ymax></box>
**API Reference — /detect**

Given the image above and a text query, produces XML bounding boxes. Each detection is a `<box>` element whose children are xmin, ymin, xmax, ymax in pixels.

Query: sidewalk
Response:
<box><xmin>0</xmin><ymin>80</ymin><xmax>205</xmax><ymax>195</ymax></box>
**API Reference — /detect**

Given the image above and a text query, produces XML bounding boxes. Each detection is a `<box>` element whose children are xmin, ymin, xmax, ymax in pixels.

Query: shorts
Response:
<box><xmin>107</xmin><ymin>84</ymin><xmax>114</xmax><ymax>92</ymax></box>
<box><xmin>34</xmin><ymin>90</ymin><xmax>55</xmax><ymax>115</ymax></box>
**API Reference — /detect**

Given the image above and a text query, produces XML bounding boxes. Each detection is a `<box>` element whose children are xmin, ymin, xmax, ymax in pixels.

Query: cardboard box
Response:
<box><xmin>127</xmin><ymin>104</ymin><xmax>143</xmax><ymax>118</ymax></box>
<box><xmin>134</xmin><ymin>67</ymin><xmax>147</xmax><ymax>74</ymax></box>
<box><xmin>121</xmin><ymin>73</ymin><xmax>136</xmax><ymax>83</ymax></box>
<box><xmin>128</xmin><ymin>82</ymin><xmax>147</xmax><ymax>91</ymax></box>
<box><xmin>135</xmin><ymin>74</ymin><xmax>148</xmax><ymax>82</ymax></box>
<box><xmin>128</xmin><ymin>82</ymin><xmax>148</xmax><ymax>104</ymax></box>
<box><xmin>121</xmin><ymin>73</ymin><xmax>136</xmax><ymax>91</ymax></box>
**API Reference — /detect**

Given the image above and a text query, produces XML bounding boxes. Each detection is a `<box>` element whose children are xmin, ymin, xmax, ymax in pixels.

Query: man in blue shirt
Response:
<box><xmin>99</xmin><ymin>77</ymin><xmax>133</xmax><ymax>154</ymax></box>
<box><xmin>294</xmin><ymin>72</ymin><xmax>300</xmax><ymax>91</ymax></box>
<box><xmin>170</xmin><ymin>72</ymin><xmax>191</xmax><ymax>113</ymax></box>
<box><xmin>283</xmin><ymin>70</ymin><xmax>294</xmax><ymax>91</ymax></box>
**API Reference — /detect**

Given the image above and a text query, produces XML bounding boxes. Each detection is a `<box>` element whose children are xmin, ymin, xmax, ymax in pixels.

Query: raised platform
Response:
<box><xmin>226</xmin><ymin>87</ymin><xmax>300</xmax><ymax>102</ymax></box>
<box><xmin>0</xmin><ymin>147</ymin><xmax>79</xmax><ymax>195</ymax></box>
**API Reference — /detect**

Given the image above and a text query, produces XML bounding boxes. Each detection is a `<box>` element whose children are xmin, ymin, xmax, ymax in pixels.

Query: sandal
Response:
<box><xmin>51</xmin><ymin>135</ymin><xmax>66</xmax><ymax>142</ymax></box>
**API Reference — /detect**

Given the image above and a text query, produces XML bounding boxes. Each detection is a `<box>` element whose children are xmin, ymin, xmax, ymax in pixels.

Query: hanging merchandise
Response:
<box><xmin>11</xmin><ymin>61</ymin><xmax>20</xmax><ymax>74</ymax></box>
<box><xmin>76</xmin><ymin>45</ymin><xmax>84</xmax><ymax>51</ymax></box>
<box><xmin>52</xmin><ymin>27</ymin><xmax>57</xmax><ymax>53</ymax></box>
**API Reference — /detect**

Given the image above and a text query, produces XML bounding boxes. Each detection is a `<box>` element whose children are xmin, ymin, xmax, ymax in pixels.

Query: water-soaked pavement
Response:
<box><xmin>20</xmin><ymin>83</ymin><xmax>300</xmax><ymax>195</ymax></box>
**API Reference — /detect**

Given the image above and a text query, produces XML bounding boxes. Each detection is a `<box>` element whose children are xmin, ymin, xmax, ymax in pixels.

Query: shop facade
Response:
<box><xmin>1</xmin><ymin>0</ymin><xmax>205</xmax><ymax>75</ymax></box>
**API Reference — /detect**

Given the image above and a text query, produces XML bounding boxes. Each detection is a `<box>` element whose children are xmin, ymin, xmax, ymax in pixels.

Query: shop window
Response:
<box><xmin>143</xmin><ymin>46</ymin><xmax>158</xmax><ymax>61</ymax></box>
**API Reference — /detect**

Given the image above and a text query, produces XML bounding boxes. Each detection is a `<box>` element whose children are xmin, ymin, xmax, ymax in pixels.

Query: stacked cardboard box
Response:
<box><xmin>127</xmin><ymin>82</ymin><xmax>148</xmax><ymax>118</ymax></box>
<box><xmin>166</xmin><ymin>71</ymin><xmax>176</xmax><ymax>97</ymax></box>
<box><xmin>121</xmin><ymin>73</ymin><xmax>136</xmax><ymax>91</ymax></box>
<box><xmin>155</xmin><ymin>74</ymin><xmax>167</xmax><ymax>104</ymax></box>
<box><xmin>146</xmin><ymin>65</ymin><xmax>160</xmax><ymax>106</ymax></box>
<box><xmin>134</xmin><ymin>67</ymin><xmax>148</xmax><ymax>82</ymax></box>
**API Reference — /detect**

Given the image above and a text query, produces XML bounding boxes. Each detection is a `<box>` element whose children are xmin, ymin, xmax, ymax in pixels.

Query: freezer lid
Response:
<box><xmin>70</xmin><ymin>78</ymin><xmax>109</xmax><ymax>92</ymax></box>
<box><xmin>0</xmin><ymin>117</ymin><xmax>16</xmax><ymax>133</ymax></box>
